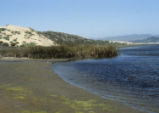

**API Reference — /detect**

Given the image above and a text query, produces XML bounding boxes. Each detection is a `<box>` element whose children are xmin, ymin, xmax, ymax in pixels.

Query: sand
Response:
<box><xmin>0</xmin><ymin>25</ymin><xmax>55</xmax><ymax>46</ymax></box>
<box><xmin>0</xmin><ymin>59</ymin><xmax>144</xmax><ymax>113</ymax></box>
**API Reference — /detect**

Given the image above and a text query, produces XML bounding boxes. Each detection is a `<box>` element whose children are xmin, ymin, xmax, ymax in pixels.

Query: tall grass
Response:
<box><xmin>0</xmin><ymin>48</ymin><xmax>29</xmax><ymax>58</ymax></box>
<box><xmin>0</xmin><ymin>45</ymin><xmax>118</xmax><ymax>59</ymax></box>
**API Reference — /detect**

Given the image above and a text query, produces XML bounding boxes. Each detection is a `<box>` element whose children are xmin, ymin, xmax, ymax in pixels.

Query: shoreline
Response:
<box><xmin>0</xmin><ymin>58</ymin><xmax>143</xmax><ymax>113</ymax></box>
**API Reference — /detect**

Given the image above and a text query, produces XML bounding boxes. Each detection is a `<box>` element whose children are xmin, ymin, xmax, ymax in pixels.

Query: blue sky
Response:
<box><xmin>1</xmin><ymin>0</ymin><xmax>159</xmax><ymax>38</ymax></box>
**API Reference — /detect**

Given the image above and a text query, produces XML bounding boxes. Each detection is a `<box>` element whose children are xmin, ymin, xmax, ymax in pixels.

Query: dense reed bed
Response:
<box><xmin>0</xmin><ymin>45</ymin><xmax>118</xmax><ymax>59</ymax></box>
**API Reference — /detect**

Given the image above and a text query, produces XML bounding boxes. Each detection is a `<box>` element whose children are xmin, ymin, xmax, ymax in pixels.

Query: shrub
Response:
<box><xmin>20</xmin><ymin>42</ymin><xmax>36</xmax><ymax>48</ymax></box>
<box><xmin>0</xmin><ymin>41</ymin><xmax>9</xmax><ymax>47</ymax></box>
<box><xmin>3</xmin><ymin>35</ymin><xmax>10</xmax><ymax>40</ymax></box>
<box><xmin>10</xmin><ymin>42</ymin><xmax>17</xmax><ymax>47</ymax></box>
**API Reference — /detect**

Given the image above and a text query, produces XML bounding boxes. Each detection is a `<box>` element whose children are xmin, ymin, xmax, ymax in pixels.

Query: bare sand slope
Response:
<box><xmin>0</xmin><ymin>25</ymin><xmax>55</xmax><ymax>46</ymax></box>
<box><xmin>0</xmin><ymin>60</ymin><xmax>144</xmax><ymax>113</ymax></box>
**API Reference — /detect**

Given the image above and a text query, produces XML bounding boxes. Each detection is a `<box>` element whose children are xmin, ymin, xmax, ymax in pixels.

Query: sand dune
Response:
<box><xmin>0</xmin><ymin>25</ymin><xmax>55</xmax><ymax>47</ymax></box>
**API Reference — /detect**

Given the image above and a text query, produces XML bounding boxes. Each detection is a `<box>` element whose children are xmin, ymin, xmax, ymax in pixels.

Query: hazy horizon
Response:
<box><xmin>1</xmin><ymin>0</ymin><xmax>159</xmax><ymax>39</ymax></box>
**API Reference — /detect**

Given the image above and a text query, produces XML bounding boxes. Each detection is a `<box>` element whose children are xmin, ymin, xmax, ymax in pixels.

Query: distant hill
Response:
<box><xmin>133</xmin><ymin>36</ymin><xmax>159</xmax><ymax>43</ymax></box>
<box><xmin>39</xmin><ymin>31</ymin><xmax>110</xmax><ymax>45</ymax></box>
<box><xmin>98</xmin><ymin>34</ymin><xmax>152</xmax><ymax>42</ymax></box>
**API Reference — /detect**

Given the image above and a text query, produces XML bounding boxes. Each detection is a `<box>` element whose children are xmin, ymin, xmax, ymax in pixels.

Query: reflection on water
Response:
<box><xmin>52</xmin><ymin>45</ymin><xmax>159</xmax><ymax>113</ymax></box>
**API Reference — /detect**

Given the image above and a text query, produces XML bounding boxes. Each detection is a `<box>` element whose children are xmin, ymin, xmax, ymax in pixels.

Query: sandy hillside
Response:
<box><xmin>0</xmin><ymin>25</ymin><xmax>55</xmax><ymax>47</ymax></box>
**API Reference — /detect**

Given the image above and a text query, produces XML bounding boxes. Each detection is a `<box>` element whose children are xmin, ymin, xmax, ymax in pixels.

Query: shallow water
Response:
<box><xmin>52</xmin><ymin>45</ymin><xmax>159</xmax><ymax>113</ymax></box>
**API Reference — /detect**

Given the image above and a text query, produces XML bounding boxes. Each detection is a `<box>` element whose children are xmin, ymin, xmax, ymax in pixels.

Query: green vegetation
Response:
<box><xmin>25</xmin><ymin>31</ymin><xmax>34</xmax><ymax>36</ymax></box>
<box><xmin>10</xmin><ymin>42</ymin><xmax>17</xmax><ymax>47</ymax></box>
<box><xmin>39</xmin><ymin>31</ymin><xmax>109</xmax><ymax>46</ymax></box>
<box><xmin>11</xmin><ymin>31</ymin><xmax>21</xmax><ymax>35</ymax></box>
<box><xmin>24</xmin><ymin>31</ymin><xmax>34</xmax><ymax>39</ymax></box>
<box><xmin>0</xmin><ymin>84</ymin><xmax>116</xmax><ymax>113</ymax></box>
<box><xmin>7</xmin><ymin>38</ymin><xmax>19</xmax><ymax>47</ymax></box>
<box><xmin>0</xmin><ymin>26</ymin><xmax>119</xmax><ymax>59</ymax></box>
<box><xmin>0</xmin><ymin>41</ymin><xmax>9</xmax><ymax>47</ymax></box>
<box><xmin>0</xmin><ymin>48</ymin><xmax>28</xmax><ymax>57</ymax></box>
<box><xmin>0</xmin><ymin>45</ymin><xmax>118</xmax><ymax>59</ymax></box>
<box><xmin>3</xmin><ymin>35</ymin><xmax>10</xmax><ymax>40</ymax></box>
<box><xmin>21</xmin><ymin>42</ymin><xmax>36</xmax><ymax>48</ymax></box>
<box><xmin>0</xmin><ymin>28</ymin><xmax>6</xmax><ymax>32</ymax></box>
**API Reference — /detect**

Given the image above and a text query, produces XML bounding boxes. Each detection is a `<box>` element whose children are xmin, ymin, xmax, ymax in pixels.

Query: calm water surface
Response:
<box><xmin>52</xmin><ymin>45</ymin><xmax>159</xmax><ymax>113</ymax></box>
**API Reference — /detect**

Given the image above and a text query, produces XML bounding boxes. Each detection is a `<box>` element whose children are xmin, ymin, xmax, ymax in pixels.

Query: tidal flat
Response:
<box><xmin>0</xmin><ymin>59</ymin><xmax>143</xmax><ymax>113</ymax></box>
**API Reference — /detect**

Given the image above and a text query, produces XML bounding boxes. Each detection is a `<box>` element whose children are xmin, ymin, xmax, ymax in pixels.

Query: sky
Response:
<box><xmin>1</xmin><ymin>0</ymin><xmax>159</xmax><ymax>38</ymax></box>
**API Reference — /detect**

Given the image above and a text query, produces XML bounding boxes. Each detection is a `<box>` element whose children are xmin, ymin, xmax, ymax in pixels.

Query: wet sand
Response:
<box><xmin>0</xmin><ymin>58</ymin><xmax>144</xmax><ymax>113</ymax></box>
